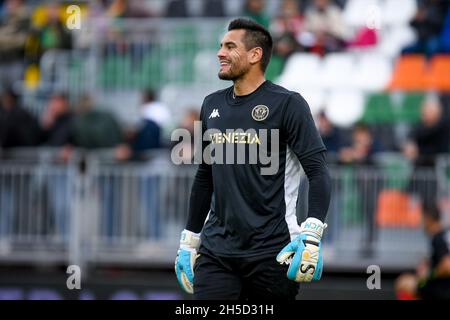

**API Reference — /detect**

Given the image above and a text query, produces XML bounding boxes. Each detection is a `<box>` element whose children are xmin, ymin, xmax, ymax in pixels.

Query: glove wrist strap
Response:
<box><xmin>300</xmin><ymin>217</ymin><xmax>327</xmax><ymax>240</ymax></box>
<box><xmin>180</xmin><ymin>229</ymin><xmax>201</xmax><ymax>250</ymax></box>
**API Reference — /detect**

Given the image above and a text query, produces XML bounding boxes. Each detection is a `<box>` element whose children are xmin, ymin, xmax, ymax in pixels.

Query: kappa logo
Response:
<box><xmin>252</xmin><ymin>105</ymin><xmax>269</xmax><ymax>121</ymax></box>
<box><xmin>209</xmin><ymin>109</ymin><xmax>220</xmax><ymax>119</ymax></box>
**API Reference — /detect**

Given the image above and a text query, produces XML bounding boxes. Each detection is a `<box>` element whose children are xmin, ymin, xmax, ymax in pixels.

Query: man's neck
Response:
<box><xmin>233</xmin><ymin>73</ymin><xmax>266</xmax><ymax>97</ymax></box>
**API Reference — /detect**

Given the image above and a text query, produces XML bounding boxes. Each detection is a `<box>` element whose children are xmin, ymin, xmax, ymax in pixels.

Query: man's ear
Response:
<box><xmin>249</xmin><ymin>47</ymin><xmax>263</xmax><ymax>65</ymax></box>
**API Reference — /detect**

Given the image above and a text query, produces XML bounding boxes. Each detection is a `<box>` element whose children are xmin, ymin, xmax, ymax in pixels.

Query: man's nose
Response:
<box><xmin>217</xmin><ymin>48</ymin><xmax>226</xmax><ymax>59</ymax></box>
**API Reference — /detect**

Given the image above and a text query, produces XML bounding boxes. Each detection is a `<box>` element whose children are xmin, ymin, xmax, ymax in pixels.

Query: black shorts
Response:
<box><xmin>193</xmin><ymin>247</ymin><xmax>299</xmax><ymax>300</ymax></box>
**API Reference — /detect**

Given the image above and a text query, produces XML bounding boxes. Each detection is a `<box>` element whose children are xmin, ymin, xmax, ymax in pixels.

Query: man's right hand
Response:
<box><xmin>174</xmin><ymin>229</ymin><xmax>201</xmax><ymax>294</ymax></box>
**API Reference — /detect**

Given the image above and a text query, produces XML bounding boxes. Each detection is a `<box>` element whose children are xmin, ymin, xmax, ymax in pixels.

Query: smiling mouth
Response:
<box><xmin>220</xmin><ymin>61</ymin><xmax>231</xmax><ymax>68</ymax></box>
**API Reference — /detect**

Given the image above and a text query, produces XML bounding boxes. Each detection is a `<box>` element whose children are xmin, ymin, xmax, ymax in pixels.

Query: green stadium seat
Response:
<box><xmin>396</xmin><ymin>92</ymin><xmax>425</xmax><ymax>123</ymax></box>
<box><xmin>140</xmin><ymin>48</ymin><xmax>164</xmax><ymax>88</ymax></box>
<box><xmin>361</xmin><ymin>93</ymin><xmax>396</xmax><ymax>125</ymax></box>
<box><xmin>265</xmin><ymin>55</ymin><xmax>285</xmax><ymax>82</ymax></box>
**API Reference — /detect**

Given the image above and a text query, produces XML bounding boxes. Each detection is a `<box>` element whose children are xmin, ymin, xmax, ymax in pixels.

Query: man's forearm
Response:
<box><xmin>186</xmin><ymin>163</ymin><xmax>213</xmax><ymax>233</ymax></box>
<box><xmin>301</xmin><ymin>152</ymin><xmax>331</xmax><ymax>222</ymax></box>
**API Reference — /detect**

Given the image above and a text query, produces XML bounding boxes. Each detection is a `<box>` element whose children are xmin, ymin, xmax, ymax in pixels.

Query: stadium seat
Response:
<box><xmin>397</xmin><ymin>92</ymin><xmax>424</xmax><ymax>123</ymax></box>
<box><xmin>294</xmin><ymin>87</ymin><xmax>327</xmax><ymax>117</ymax></box>
<box><xmin>141</xmin><ymin>51</ymin><xmax>164</xmax><ymax>88</ymax></box>
<box><xmin>277</xmin><ymin>53</ymin><xmax>322</xmax><ymax>89</ymax></box>
<box><xmin>353</xmin><ymin>54</ymin><xmax>392</xmax><ymax>91</ymax></box>
<box><xmin>343</xmin><ymin>0</ymin><xmax>382</xmax><ymax>28</ymax></box>
<box><xmin>426</xmin><ymin>55</ymin><xmax>450</xmax><ymax>92</ymax></box>
<box><xmin>324</xmin><ymin>90</ymin><xmax>365</xmax><ymax>128</ymax></box>
<box><xmin>381</xmin><ymin>0</ymin><xmax>417</xmax><ymax>27</ymax></box>
<box><xmin>376</xmin><ymin>189</ymin><xmax>422</xmax><ymax>228</ymax></box>
<box><xmin>321</xmin><ymin>53</ymin><xmax>356</xmax><ymax>89</ymax></box>
<box><xmin>265</xmin><ymin>55</ymin><xmax>285</xmax><ymax>82</ymax></box>
<box><xmin>377</xmin><ymin>26</ymin><xmax>416</xmax><ymax>58</ymax></box>
<box><xmin>387</xmin><ymin>55</ymin><xmax>427</xmax><ymax>91</ymax></box>
<box><xmin>361</xmin><ymin>93</ymin><xmax>395</xmax><ymax>124</ymax></box>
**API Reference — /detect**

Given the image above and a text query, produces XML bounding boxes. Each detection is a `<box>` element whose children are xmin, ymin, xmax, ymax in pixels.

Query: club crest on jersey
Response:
<box><xmin>252</xmin><ymin>105</ymin><xmax>269</xmax><ymax>121</ymax></box>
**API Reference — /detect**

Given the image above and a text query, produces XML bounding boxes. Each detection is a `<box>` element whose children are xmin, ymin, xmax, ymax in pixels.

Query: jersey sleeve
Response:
<box><xmin>282</xmin><ymin>93</ymin><xmax>326</xmax><ymax>160</ymax></box>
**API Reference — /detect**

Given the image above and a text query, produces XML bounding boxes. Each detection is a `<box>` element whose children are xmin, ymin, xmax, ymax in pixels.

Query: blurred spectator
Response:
<box><xmin>40</xmin><ymin>92</ymin><xmax>75</xmax><ymax>164</ymax></box>
<box><xmin>130</xmin><ymin>115</ymin><xmax>161</xmax><ymax>155</ymax></box>
<box><xmin>403</xmin><ymin>93</ymin><xmax>450</xmax><ymax>168</ymax></box>
<box><xmin>244</xmin><ymin>0</ymin><xmax>270</xmax><ymax>29</ymax></box>
<box><xmin>71</xmin><ymin>94</ymin><xmax>126</xmax><ymax>240</ymax></box>
<box><xmin>72</xmin><ymin>95</ymin><xmax>123</xmax><ymax>150</ymax></box>
<box><xmin>338</xmin><ymin>124</ymin><xmax>380</xmax><ymax>166</ymax></box>
<box><xmin>107</xmin><ymin>0</ymin><xmax>152</xmax><ymax>18</ymax></box>
<box><xmin>270</xmin><ymin>0</ymin><xmax>305</xmax><ymax>61</ymax></box>
<box><xmin>172</xmin><ymin>108</ymin><xmax>200</xmax><ymax>163</ymax></box>
<box><xmin>303</xmin><ymin>0</ymin><xmax>350</xmax><ymax>55</ymax></box>
<box><xmin>165</xmin><ymin>0</ymin><xmax>188</xmax><ymax>18</ymax></box>
<box><xmin>402</xmin><ymin>0</ymin><xmax>449</xmax><ymax>57</ymax></box>
<box><xmin>139</xmin><ymin>88</ymin><xmax>172</xmax><ymax>131</ymax></box>
<box><xmin>0</xmin><ymin>0</ymin><xmax>29</xmax><ymax>87</ymax></box>
<box><xmin>40</xmin><ymin>92</ymin><xmax>73</xmax><ymax>147</ymax></box>
<box><xmin>440</xmin><ymin>6</ymin><xmax>450</xmax><ymax>53</ymax></box>
<box><xmin>107</xmin><ymin>0</ymin><xmax>127</xmax><ymax>17</ymax></box>
<box><xmin>203</xmin><ymin>0</ymin><xmax>225</xmax><ymax>17</ymax></box>
<box><xmin>395</xmin><ymin>201</ymin><xmax>450</xmax><ymax>300</ymax></box>
<box><xmin>26</xmin><ymin>2</ymin><xmax>72</xmax><ymax>65</ymax></box>
<box><xmin>109</xmin><ymin>90</ymin><xmax>171</xmax><ymax>163</ymax></box>
<box><xmin>403</xmin><ymin>94</ymin><xmax>450</xmax><ymax>206</ymax></box>
<box><xmin>338</xmin><ymin>124</ymin><xmax>382</xmax><ymax>256</ymax></box>
<box><xmin>270</xmin><ymin>0</ymin><xmax>305</xmax><ymax>40</ymax></box>
<box><xmin>179</xmin><ymin>108</ymin><xmax>200</xmax><ymax>135</ymax></box>
<box><xmin>301</xmin><ymin>0</ymin><xmax>348</xmax><ymax>11</ymax></box>
<box><xmin>0</xmin><ymin>87</ymin><xmax>40</xmax><ymax>149</ymax></box>
<box><xmin>318</xmin><ymin>111</ymin><xmax>342</xmax><ymax>156</ymax></box>
<box><xmin>39</xmin><ymin>92</ymin><xmax>75</xmax><ymax>238</ymax></box>
<box><xmin>119</xmin><ymin>89</ymin><xmax>170</xmax><ymax>161</ymax></box>
<box><xmin>347</xmin><ymin>25</ymin><xmax>378</xmax><ymax>50</ymax></box>
<box><xmin>266</xmin><ymin>32</ymin><xmax>300</xmax><ymax>81</ymax></box>
<box><xmin>266</xmin><ymin>0</ymin><xmax>305</xmax><ymax>80</ymax></box>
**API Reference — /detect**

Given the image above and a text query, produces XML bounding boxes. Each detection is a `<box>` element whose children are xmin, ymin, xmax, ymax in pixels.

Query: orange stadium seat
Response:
<box><xmin>376</xmin><ymin>189</ymin><xmax>422</xmax><ymax>228</ymax></box>
<box><xmin>426</xmin><ymin>55</ymin><xmax>450</xmax><ymax>92</ymax></box>
<box><xmin>387</xmin><ymin>55</ymin><xmax>427</xmax><ymax>91</ymax></box>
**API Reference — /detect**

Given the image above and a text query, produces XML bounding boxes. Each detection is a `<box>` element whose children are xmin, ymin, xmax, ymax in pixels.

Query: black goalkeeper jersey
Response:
<box><xmin>196</xmin><ymin>80</ymin><xmax>327</xmax><ymax>257</ymax></box>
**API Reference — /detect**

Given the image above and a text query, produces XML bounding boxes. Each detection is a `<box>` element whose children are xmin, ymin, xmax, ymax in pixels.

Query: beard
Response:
<box><xmin>218</xmin><ymin>63</ymin><xmax>249</xmax><ymax>81</ymax></box>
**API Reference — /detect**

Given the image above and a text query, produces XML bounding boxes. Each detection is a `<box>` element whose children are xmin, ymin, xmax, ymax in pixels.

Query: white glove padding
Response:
<box><xmin>276</xmin><ymin>218</ymin><xmax>327</xmax><ymax>282</ymax></box>
<box><xmin>174</xmin><ymin>229</ymin><xmax>200</xmax><ymax>294</ymax></box>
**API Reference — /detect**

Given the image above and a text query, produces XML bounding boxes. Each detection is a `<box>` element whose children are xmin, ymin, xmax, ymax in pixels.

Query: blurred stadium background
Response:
<box><xmin>1</xmin><ymin>0</ymin><xmax>450</xmax><ymax>300</ymax></box>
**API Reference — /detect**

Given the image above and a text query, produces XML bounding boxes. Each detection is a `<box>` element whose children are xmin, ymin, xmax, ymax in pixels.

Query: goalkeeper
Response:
<box><xmin>175</xmin><ymin>18</ymin><xmax>331</xmax><ymax>300</ymax></box>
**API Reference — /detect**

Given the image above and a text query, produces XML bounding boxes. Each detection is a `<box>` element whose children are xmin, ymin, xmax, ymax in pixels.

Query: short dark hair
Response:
<box><xmin>228</xmin><ymin>18</ymin><xmax>273</xmax><ymax>73</ymax></box>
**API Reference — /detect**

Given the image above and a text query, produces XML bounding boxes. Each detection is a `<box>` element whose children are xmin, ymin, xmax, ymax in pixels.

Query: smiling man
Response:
<box><xmin>174</xmin><ymin>18</ymin><xmax>332</xmax><ymax>300</ymax></box>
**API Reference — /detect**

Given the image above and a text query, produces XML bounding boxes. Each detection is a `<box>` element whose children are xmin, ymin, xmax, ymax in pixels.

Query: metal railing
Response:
<box><xmin>1</xmin><ymin>149</ymin><xmax>448</xmax><ymax>272</ymax></box>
